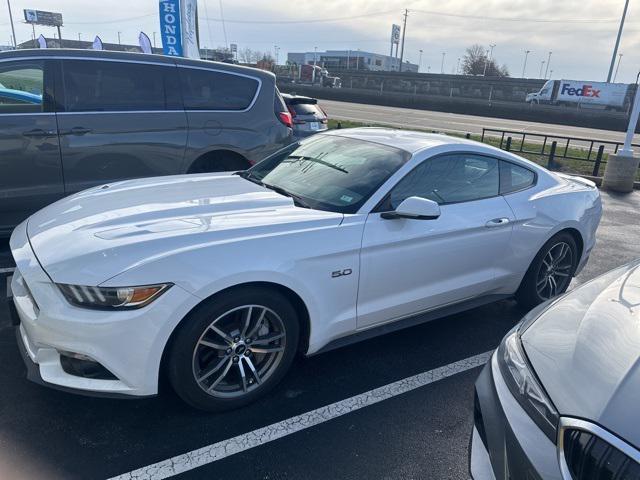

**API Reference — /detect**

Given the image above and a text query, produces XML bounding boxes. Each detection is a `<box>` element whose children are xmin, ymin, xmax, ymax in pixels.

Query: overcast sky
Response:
<box><xmin>2</xmin><ymin>0</ymin><xmax>639</xmax><ymax>82</ymax></box>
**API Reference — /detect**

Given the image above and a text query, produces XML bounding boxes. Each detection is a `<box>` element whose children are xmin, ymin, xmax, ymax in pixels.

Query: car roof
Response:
<box><xmin>321</xmin><ymin>127</ymin><xmax>482</xmax><ymax>154</ymax></box>
<box><xmin>0</xmin><ymin>49</ymin><xmax>275</xmax><ymax>80</ymax></box>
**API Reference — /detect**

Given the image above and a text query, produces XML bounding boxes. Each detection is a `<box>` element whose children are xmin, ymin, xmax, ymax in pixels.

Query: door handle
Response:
<box><xmin>60</xmin><ymin>127</ymin><xmax>93</xmax><ymax>136</ymax></box>
<box><xmin>23</xmin><ymin>128</ymin><xmax>56</xmax><ymax>137</ymax></box>
<box><xmin>485</xmin><ymin>218</ymin><xmax>510</xmax><ymax>228</ymax></box>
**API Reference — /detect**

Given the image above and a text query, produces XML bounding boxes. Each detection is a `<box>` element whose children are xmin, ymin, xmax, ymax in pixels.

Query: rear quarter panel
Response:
<box><xmin>500</xmin><ymin>175</ymin><xmax>601</xmax><ymax>291</ymax></box>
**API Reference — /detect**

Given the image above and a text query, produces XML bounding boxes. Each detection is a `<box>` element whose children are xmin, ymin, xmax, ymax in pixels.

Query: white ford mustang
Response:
<box><xmin>10</xmin><ymin>128</ymin><xmax>602</xmax><ymax>410</ymax></box>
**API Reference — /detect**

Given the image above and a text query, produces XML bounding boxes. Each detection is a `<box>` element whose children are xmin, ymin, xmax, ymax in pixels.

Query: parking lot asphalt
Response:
<box><xmin>0</xmin><ymin>189</ymin><xmax>638</xmax><ymax>480</ymax></box>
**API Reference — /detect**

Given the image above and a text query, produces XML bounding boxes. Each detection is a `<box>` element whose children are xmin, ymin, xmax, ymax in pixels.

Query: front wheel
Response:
<box><xmin>167</xmin><ymin>287</ymin><xmax>299</xmax><ymax>411</ymax></box>
<box><xmin>516</xmin><ymin>233</ymin><xmax>578</xmax><ymax>309</ymax></box>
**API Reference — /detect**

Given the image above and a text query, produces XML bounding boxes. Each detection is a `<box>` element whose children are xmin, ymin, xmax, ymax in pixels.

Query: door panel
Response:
<box><xmin>0</xmin><ymin>60</ymin><xmax>63</xmax><ymax>234</ymax></box>
<box><xmin>357</xmin><ymin>153</ymin><xmax>514</xmax><ymax>329</ymax></box>
<box><xmin>58</xmin><ymin>59</ymin><xmax>187</xmax><ymax>193</ymax></box>
<box><xmin>357</xmin><ymin>197</ymin><xmax>514</xmax><ymax>328</ymax></box>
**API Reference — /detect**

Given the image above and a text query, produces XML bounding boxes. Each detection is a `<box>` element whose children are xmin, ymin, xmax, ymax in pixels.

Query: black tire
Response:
<box><xmin>515</xmin><ymin>232</ymin><xmax>578</xmax><ymax>310</ymax></box>
<box><xmin>167</xmin><ymin>287</ymin><xmax>299</xmax><ymax>411</ymax></box>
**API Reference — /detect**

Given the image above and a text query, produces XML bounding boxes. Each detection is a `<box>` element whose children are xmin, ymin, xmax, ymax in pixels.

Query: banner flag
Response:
<box><xmin>159</xmin><ymin>0</ymin><xmax>182</xmax><ymax>56</ymax></box>
<box><xmin>139</xmin><ymin>31</ymin><xmax>152</xmax><ymax>54</ymax></box>
<box><xmin>92</xmin><ymin>36</ymin><xmax>103</xmax><ymax>50</ymax></box>
<box><xmin>37</xmin><ymin>34</ymin><xmax>47</xmax><ymax>49</ymax></box>
<box><xmin>180</xmin><ymin>0</ymin><xmax>200</xmax><ymax>59</ymax></box>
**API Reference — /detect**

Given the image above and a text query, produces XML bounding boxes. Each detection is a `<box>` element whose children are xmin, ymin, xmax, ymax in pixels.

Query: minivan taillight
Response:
<box><xmin>278</xmin><ymin>111</ymin><xmax>293</xmax><ymax>128</ymax></box>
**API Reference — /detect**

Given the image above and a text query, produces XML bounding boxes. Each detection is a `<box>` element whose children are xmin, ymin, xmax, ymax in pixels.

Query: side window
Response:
<box><xmin>179</xmin><ymin>68</ymin><xmax>259</xmax><ymax>110</ymax></box>
<box><xmin>62</xmin><ymin>60</ymin><xmax>172</xmax><ymax>112</ymax></box>
<box><xmin>500</xmin><ymin>161</ymin><xmax>535</xmax><ymax>194</ymax></box>
<box><xmin>389</xmin><ymin>154</ymin><xmax>500</xmax><ymax>208</ymax></box>
<box><xmin>0</xmin><ymin>62</ymin><xmax>44</xmax><ymax>113</ymax></box>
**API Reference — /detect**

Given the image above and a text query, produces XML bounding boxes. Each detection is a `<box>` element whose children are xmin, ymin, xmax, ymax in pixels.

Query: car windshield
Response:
<box><xmin>253</xmin><ymin>134</ymin><xmax>409</xmax><ymax>214</ymax></box>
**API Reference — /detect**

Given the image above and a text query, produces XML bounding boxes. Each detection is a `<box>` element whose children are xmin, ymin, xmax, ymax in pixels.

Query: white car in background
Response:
<box><xmin>10</xmin><ymin>128</ymin><xmax>602</xmax><ymax>411</ymax></box>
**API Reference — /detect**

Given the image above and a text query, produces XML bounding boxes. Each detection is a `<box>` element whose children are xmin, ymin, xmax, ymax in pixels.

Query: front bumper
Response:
<box><xmin>9</xmin><ymin>220</ymin><xmax>200</xmax><ymax>397</ymax></box>
<box><xmin>470</xmin><ymin>353</ymin><xmax>562</xmax><ymax>480</ymax></box>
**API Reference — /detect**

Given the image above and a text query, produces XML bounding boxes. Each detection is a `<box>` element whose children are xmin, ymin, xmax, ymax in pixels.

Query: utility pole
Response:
<box><xmin>441</xmin><ymin>52</ymin><xmax>446</xmax><ymax>74</ymax></box>
<box><xmin>483</xmin><ymin>44</ymin><xmax>496</xmax><ymax>76</ymax></box>
<box><xmin>539</xmin><ymin>60</ymin><xmax>545</xmax><ymax>78</ymax></box>
<box><xmin>118</xmin><ymin>31</ymin><xmax>122</xmax><ymax>45</ymax></box>
<box><xmin>456</xmin><ymin>57</ymin><xmax>461</xmax><ymax>75</ymax></box>
<box><xmin>153</xmin><ymin>32</ymin><xmax>157</xmax><ymax>48</ymax></box>
<box><xmin>544</xmin><ymin>51</ymin><xmax>552</xmax><ymax>78</ymax></box>
<box><xmin>398</xmin><ymin>9</ymin><xmax>408</xmax><ymax>72</ymax></box>
<box><xmin>418</xmin><ymin>49</ymin><xmax>423</xmax><ymax>73</ymax></box>
<box><xmin>608</xmin><ymin>0</ymin><xmax>629</xmax><ymax>82</ymax></box>
<box><xmin>78</xmin><ymin>33</ymin><xmax>82</xmax><ymax>41</ymax></box>
<box><xmin>613</xmin><ymin>53</ymin><xmax>623</xmax><ymax>82</ymax></box>
<box><xmin>7</xmin><ymin>0</ymin><xmax>17</xmax><ymax>48</ymax></box>
<box><xmin>522</xmin><ymin>50</ymin><xmax>530</xmax><ymax>78</ymax></box>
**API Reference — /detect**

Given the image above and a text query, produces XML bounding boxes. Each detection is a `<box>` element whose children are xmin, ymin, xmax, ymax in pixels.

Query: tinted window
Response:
<box><xmin>389</xmin><ymin>154</ymin><xmax>499</xmax><ymax>208</ymax></box>
<box><xmin>290</xmin><ymin>103</ymin><xmax>322</xmax><ymax>116</ymax></box>
<box><xmin>179</xmin><ymin>68</ymin><xmax>259</xmax><ymax>110</ymax></box>
<box><xmin>63</xmin><ymin>60</ymin><xmax>174</xmax><ymax>112</ymax></box>
<box><xmin>259</xmin><ymin>135</ymin><xmax>408</xmax><ymax>214</ymax></box>
<box><xmin>0</xmin><ymin>62</ymin><xmax>43</xmax><ymax>113</ymax></box>
<box><xmin>500</xmin><ymin>161</ymin><xmax>535</xmax><ymax>194</ymax></box>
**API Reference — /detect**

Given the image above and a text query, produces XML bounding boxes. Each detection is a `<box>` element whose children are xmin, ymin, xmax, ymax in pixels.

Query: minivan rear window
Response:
<box><xmin>179</xmin><ymin>68</ymin><xmax>259</xmax><ymax>111</ymax></box>
<box><xmin>62</xmin><ymin>60</ymin><xmax>176</xmax><ymax>112</ymax></box>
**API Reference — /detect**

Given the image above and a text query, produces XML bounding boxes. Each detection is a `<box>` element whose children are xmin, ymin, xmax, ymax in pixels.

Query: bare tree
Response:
<box><xmin>238</xmin><ymin>47</ymin><xmax>254</xmax><ymax>63</ymax></box>
<box><xmin>462</xmin><ymin>44</ymin><xmax>509</xmax><ymax>77</ymax></box>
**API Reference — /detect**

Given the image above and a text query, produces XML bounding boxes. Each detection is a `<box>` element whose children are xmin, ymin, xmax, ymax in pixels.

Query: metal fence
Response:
<box><xmin>480</xmin><ymin>128</ymin><xmax>640</xmax><ymax>177</ymax></box>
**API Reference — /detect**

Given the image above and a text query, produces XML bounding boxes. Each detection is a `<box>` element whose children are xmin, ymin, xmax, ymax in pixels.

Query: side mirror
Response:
<box><xmin>381</xmin><ymin>196</ymin><xmax>441</xmax><ymax>220</ymax></box>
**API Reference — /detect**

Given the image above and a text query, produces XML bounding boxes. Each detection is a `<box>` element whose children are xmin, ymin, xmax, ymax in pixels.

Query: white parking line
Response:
<box><xmin>108</xmin><ymin>351</ymin><xmax>492</xmax><ymax>480</ymax></box>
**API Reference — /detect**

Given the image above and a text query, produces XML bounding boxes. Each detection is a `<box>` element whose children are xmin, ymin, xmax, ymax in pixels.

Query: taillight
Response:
<box><xmin>278</xmin><ymin>111</ymin><xmax>293</xmax><ymax>128</ymax></box>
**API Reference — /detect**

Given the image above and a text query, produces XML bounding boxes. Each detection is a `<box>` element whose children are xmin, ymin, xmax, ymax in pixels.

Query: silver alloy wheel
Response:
<box><xmin>192</xmin><ymin>305</ymin><xmax>286</xmax><ymax>398</ymax></box>
<box><xmin>536</xmin><ymin>241</ymin><xmax>574</xmax><ymax>300</ymax></box>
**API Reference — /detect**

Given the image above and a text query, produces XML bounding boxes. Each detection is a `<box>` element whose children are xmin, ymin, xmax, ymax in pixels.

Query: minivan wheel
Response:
<box><xmin>516</xmin><ymin>232</ymin><xmax>578</xmax><ymax>309</ymax></box>
<box><xmin>167</xmin><ymin>287</ymin><xmax>299</xmax><ymax>411</ymax></box>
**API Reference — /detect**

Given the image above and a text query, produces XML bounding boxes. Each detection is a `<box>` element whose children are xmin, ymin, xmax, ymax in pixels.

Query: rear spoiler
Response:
<box><xmin>555</xmin><ymin>172</ymin><xmax>597</xmax><ymax>188</ymax></box>
<box><xmin>287</xmin><ymin>97</ymin><xmax>317</xmax><ymax>105</ymax></box>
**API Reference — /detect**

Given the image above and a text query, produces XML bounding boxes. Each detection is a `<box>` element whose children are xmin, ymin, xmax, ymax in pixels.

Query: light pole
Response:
<box><xmin>539</xmin><ymin>60</ymin><xmax>545</xmax><ymax>78</ymax></box>
<box><xmin>6</xmin><ymin>0</ymin><xmax>17</xmax><ymax>48</ymax></box>
<box><xmin>153</xmin><ymin>32</ymin><xmax>157</xmax><ymax>48</ymax></box>
<box><xmin>544</xmin><ymin>51</ymin><xmax>552</xmax><ymax>78</ymax></box>
<box><xmin>483</xmin><ymin>44</ymin><xmax>496</xmax><ymax>76</ymax></box>
<box><xmin>418</xmin><ymin>49</ymin><xmax>423</xmax><ymax>73</ymax></box>
<box><xmin>274</xmin><ymin>45</ymin><xmax>280</xmax><ymax>65</ymax></box>
<box><xmin>456</xmin><ymin>57</ymin><xmax>461</xmax><ymax>75</ymax></box>
<box><xmin>427</xmin><ymin>65</ymin><xmax>431</xmax><ymax>73</ymax></box>
<box><xmin>613</xmin><ymin>53</ymin><xmax>623</xmax><ymax>82</ymax></box>
<box><xmin>608</xmin><ymin>0</ymin><xmax>629</xmax><ymax>82</ymax></box>
<box><xmin>118</xmin><ymin>31</ymin><xmax>122</xmax><ymax>45</ymax></box>
<box><xmin>356</xmin><ymin>48</ymin><xmax>360</xmax><ymax>70</ymax></box>
<box><xmin>78</xmin><ymin>33</ymin><xmax>82</xmax><ymax>41</ymax></box>
<box><xmin>441</xmin><ymin>52</ymin><xmax>446</xmax><ymax>74</ymax></box>
<box><xmin>522</xmin><ymin>50</ymin><xmax>530</xmax><ymax>78</ymax></box>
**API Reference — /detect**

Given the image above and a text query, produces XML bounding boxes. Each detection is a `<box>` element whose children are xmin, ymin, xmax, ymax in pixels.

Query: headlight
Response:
<box><xmin>498</xmin><ymin>330</ymin><xmax>559</xmax><ymax>442</ymax></box>
<box><xmin>57</xmin><ymin>283</ymin><xmax>172</xmax><ymax>310</ymax></box>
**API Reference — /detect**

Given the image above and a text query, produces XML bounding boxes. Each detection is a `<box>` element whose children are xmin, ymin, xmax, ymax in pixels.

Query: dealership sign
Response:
<box><xmin>557</xmin><ymin>80</ymin><xmax>628</xmax><ymax>107</ymax></box>
<box><xmin>158</xmin><ymin>0</ymin><xmax>200</xmax><ymax>58</ymax></box>
<box><xmin>159</xmin><ymin>0</ymin><xmax>183</xmax><ymax>56</ymax></box>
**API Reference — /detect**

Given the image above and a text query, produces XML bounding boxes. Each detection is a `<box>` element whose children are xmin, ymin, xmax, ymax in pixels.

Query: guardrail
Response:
<box><xmin>481</xmin><ymin>128</ymin><xmax>640</xmax><ymax>177</ymax></box>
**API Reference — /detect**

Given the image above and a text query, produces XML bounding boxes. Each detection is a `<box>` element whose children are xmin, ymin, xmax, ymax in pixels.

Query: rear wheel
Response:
<box><xmin>188</xmin><ymin>152</ymin><xmax>249</xmax><ymax>173</ymax></box>
<box><xmin>167</xmin><ymin>287</ymin><xmax>299</xmax><ymax>411</ymax></box>
<box><xmin>516</xmin><ymin>232</ymin><xmax>578</xmax><ymax>309</ymax></box>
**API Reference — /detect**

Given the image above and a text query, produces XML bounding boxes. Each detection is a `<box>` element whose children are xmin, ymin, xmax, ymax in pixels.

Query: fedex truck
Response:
<box><xmin>526</xmin><ymin>79</ymin><xmax>635</xmax><ymax>111</ymax></box>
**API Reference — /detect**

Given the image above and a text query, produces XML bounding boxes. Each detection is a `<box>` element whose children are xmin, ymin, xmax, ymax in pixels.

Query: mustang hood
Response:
<box><xmin>522</xmin><ymin>261</ymin><xmax>640</xmax><ymax>449</ymax></box>
<box><xmin>27</xmin><ymin>174</ymin><xmax>343</xmax><ymax>285</ymax></box>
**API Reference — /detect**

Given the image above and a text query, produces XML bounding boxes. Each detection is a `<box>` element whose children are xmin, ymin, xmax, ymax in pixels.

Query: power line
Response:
<box><xmin>218</xmin><ymin>0</ymin><xmax>228</xmax><ymax>48</ymax></box>
<box><xmin>411</xmin><ymin>9</ymin><xmax>623</xmax><ymax>24</ymax></box>
<box><xmin>200</xmin><ymin>9</ymin><xmax>397</xmax><ymax>24</ymax></box>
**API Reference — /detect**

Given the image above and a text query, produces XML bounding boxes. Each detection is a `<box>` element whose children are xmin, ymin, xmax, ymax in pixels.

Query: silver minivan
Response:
<box><xmin>0</xmin><ymin>49</ymin><xmax>293</xmax><ymax>236</ymax></box>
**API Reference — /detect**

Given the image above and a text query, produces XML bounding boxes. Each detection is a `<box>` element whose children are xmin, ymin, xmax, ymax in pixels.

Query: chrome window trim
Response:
<box><xmin>0</xmin><ymin>56</ymin><xmax>262</xmax><ymax>113</ymax></box>
<box><xmin>557</xmin><ymin>417</ymin><xmax>640</xmax><ymax>480</ymax></box>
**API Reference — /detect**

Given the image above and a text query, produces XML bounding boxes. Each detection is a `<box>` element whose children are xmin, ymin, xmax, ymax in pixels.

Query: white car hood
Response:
<box><xmin>27</xmin><ymin>174</ymin><xmax>343</xmax><ymax>285</ymax></box>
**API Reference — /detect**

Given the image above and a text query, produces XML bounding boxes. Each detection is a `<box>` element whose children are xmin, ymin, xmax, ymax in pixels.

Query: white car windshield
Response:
<box><xmin>256</xmin><ymin>135</ymin><xmax>409</xmax><ymax>214</ymax></box>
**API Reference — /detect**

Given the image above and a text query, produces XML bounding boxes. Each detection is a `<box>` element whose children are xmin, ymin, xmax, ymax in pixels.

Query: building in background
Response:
<box><xmin>287</xmin><ymin>50</ymin><xmax>418</xmax><ymax>72</ymax></box>
<box><xmin>15</xmin><ymin>38</ymin><xmax>234</xmax><ymax>62</ymax></box>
